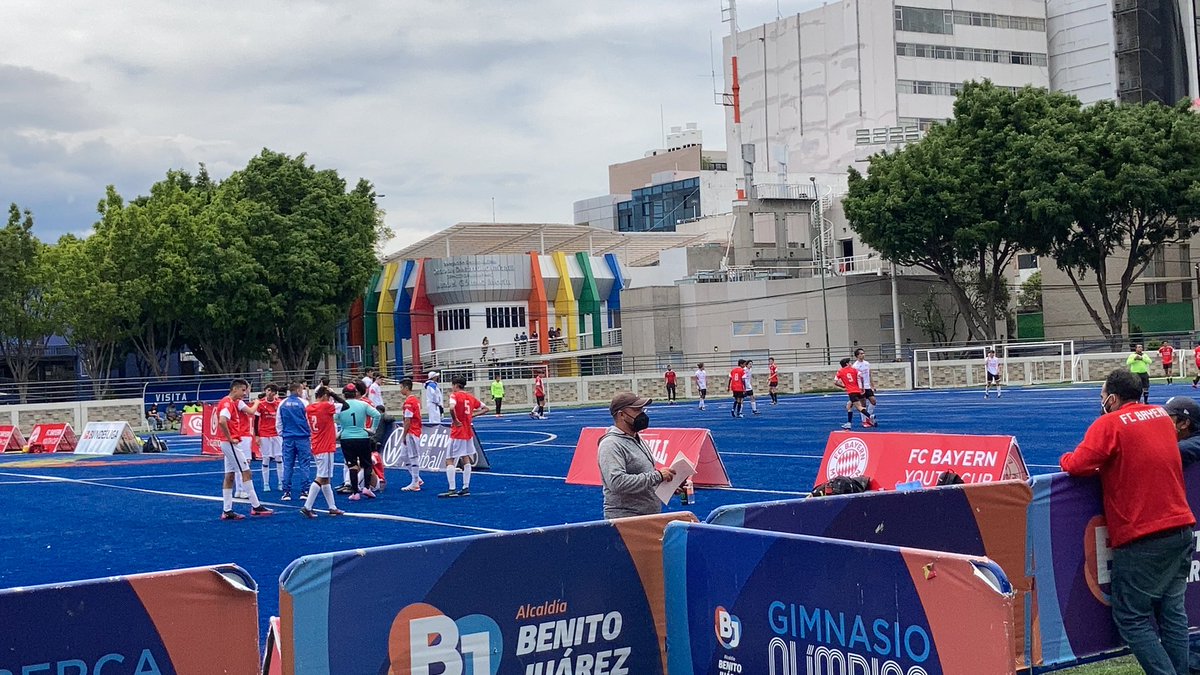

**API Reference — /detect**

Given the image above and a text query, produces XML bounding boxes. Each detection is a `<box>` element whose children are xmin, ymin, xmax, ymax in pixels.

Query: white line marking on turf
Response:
<box><xmin>0</xmin><ymin>471</ymin><xmax>499</xmax><ymax>533</ymax></box>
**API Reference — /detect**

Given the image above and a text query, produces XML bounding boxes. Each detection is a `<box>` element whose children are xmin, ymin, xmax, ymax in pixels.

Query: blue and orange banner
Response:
<box><xmin>664</xmin><ymin>521</ymin><xmax>1017</xmax><ymax>674</ymax></box>
<box><xmin>278</xmin><ymin>512</ymin><xmax>696</xmax><ymax>675</ymax></box>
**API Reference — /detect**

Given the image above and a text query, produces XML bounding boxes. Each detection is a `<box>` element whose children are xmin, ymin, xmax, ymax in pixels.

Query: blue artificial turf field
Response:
<box><xmin>0</xmin><ymin>382</ymin><xmax>1134</xmax><ymax>636</ymax></box>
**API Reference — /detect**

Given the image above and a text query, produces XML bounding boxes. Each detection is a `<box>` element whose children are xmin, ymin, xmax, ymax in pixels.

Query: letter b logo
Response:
<box><xmin>715</xmin><ymin>605</ymin><xmax>741</xmax><ymax>649</ymax></box>
<box><xmin>390</xmin><ymin>603</ymin><xmax>502</xmax><ymax>674</ymax></box>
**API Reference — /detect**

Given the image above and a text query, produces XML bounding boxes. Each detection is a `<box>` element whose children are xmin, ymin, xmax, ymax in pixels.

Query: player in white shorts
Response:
<box><xmin>694</xmin><ymin>364</ymin><xmax>708</xmax><ymax>411</ymax></box>
<box><xmin>215</xmin><ymin>379</ymin><xmax>273</xmax><ymax>520</ymax></box>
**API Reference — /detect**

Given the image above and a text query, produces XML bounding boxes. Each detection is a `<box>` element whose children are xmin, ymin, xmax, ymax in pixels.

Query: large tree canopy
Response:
<box><xmin>0</xmin><ymin>204</ymin><xmax>58</xmax><ymax>401</ymax></box>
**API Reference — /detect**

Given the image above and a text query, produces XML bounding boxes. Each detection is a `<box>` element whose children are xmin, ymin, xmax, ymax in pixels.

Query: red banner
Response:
<box><xmin>0</xmin><ymin>425</ymin><xmax>26</xmax><ymax>452</ymax></box>
<box><xmin>26</xmin><ymin>423</ymin><xmax>78</xmax><ymax>453</ymax></box>
<box><xmin>180</xmin><ymin>412</ymin><xmax>203</xmax><ymax>436</ymax></box>
<box><xmin>200</xmin><ymin>404</ymin><xmax>222</xmax><ymax>456</ymax></box>
<box><xmin>565</xmin><ymin>427</ymin><xmax>731</xmax><ymax>487</ymax></box>
<box><xmin>817</xmin><ymin>431</ymin><xmax>1028</xmax><ymax>491</ymax></box>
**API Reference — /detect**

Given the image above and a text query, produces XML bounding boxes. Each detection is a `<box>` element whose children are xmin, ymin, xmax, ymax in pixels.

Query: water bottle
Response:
<box><xmin>680</xmin><ymin>478</ymin><xmax>695</xmax><ymax>506</ymax></box>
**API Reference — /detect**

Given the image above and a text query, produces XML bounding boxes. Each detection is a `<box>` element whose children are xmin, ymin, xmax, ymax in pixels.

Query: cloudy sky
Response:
<box><xmin>1</xmin><ymin>0</ymin><xmax>821</xmax><ymax>253</ymax></box>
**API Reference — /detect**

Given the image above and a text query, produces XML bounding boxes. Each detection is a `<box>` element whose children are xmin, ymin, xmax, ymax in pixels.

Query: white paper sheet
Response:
<box><xmin>655</xmin><ymin>452</ymin><xmax>697</xmax><ymax>505</ymax></box>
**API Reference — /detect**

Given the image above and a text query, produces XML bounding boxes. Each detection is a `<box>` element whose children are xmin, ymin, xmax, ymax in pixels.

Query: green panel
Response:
<box><xmin>1128</xmin><ymin>302</ymin><xmax>1194</xmax><ymax>334</ymax></box>
<box><xmin>575</xmin><ymin>253</ymin><xmax>603</xmax><ymax>344</ymax></box>
<box><xmin>1016</xmin><ymin>312</ymin><xmax>1044</xmax><ymax>340</ymax></box>
<box><xmin>362</xmin><ymin>268</ymin><xmax>383</xmax><ymax>367</ymax></box>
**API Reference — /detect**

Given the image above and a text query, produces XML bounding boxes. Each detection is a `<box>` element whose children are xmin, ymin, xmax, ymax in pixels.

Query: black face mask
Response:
<box><xmin>628</xmin><ymin>411</ymin><xmax>650</xmax><ymax>432</ymax></box>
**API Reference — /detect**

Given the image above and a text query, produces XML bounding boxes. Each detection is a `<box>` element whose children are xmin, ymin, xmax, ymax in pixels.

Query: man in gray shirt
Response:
<box><xmin>598</xmin><ymin>392</ymin><xmax>675</xmax><ymax>519</ymax></box>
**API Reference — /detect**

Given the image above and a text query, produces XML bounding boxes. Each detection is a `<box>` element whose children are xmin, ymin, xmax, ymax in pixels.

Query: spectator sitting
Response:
<box><xmin>165</xmin><ymin>404</ymin><xmax>181</xmax><ymax>430</ymax></box>
<box><xmin>146</xmin><ymin>405</ymin><xmax>165</xmax><ymax>431</ymax></box>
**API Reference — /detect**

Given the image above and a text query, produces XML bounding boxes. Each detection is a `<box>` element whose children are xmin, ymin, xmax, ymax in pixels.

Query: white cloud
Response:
<box><xmin>0</xmin><ymin>0</ymin><xmax>823</xmax><ymax>245</ymax></box>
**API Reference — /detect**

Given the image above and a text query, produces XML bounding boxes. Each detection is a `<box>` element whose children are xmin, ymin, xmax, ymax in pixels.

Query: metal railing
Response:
<box><xmin>751</xmin><ymin>182</ymin><xmax>818</xmax><ymax>200</ymax></box>
<box><xmin>423</xmin><ymin>328</ymin><xmax>623</xmax><ymax>368</ymax></box>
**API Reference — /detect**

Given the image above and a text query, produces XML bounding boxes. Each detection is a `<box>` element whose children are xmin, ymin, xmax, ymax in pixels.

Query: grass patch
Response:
<box><xmin>1053</xmin><ymin>655</ymin><xmax>1139</xmax><ymax>674</ymax></box>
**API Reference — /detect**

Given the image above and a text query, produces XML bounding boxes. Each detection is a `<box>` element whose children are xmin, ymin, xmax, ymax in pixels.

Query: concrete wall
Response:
<box><xmin>608</xmin><ymin>146</ymin><xmax>701</xmax><ymax>195</ymax></box>
<box><xmin>4</xmin><ymin>398</ymin><xmax>149</xmax><ymax>436</ymax></box>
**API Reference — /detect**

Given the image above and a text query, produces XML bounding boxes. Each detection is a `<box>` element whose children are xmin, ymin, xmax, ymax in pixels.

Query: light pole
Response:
<box><xmin>811</xmin><ymin>176</ymin><xmax>831</xmax><ymax>365</ymax></box>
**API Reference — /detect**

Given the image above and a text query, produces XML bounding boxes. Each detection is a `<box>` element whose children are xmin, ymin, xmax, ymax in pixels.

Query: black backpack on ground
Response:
<box><xmin>142</xmin><ymin>434</ymin><xmax>168</xmax><ymax>453</ymax></box>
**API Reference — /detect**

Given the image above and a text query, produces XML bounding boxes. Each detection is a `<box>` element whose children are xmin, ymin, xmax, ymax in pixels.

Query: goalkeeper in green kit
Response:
<box><xmin>1126</xmin><ymin>343</ymin><xmax>1153</xmax><ymax>404</ymax></box>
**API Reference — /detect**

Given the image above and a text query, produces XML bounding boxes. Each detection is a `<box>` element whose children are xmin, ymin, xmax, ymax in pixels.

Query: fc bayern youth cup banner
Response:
<box><xmin>25</xmin><ymin>423</ymin><xmax>78</xmax><ymax>453</ymax></box>
<box><xmin>663</xmin><ymin>521</ymin><xmax>1017</xmax><ymax>675</ymax></box>
<box><xmin>707</xmin><ymin>480</ymin><xmax>1034</xmax><ymax>669</ymax></box>
<box><xmin>0</xmin><ymin>564</ymin><xmax>260</xmax><ymax>674</ymax></box>
<box><xmin>565</xmin><ymin>427</ymin><xmax>732</xmax><ymax>487</ymax></box>
<box><xmin>278</xmin><ymin>512</ymin><xmax>696</xmax><ymax>675</ymax></box>
<box><xmin>1026</xmin><ymin>464</ymin><xmax>1200</xmax><ymax>668</ymax></box>
<box><xmin>379</xmin><ymin>424</ymin><xmax>491</xmax><ymax>472</ymax></box>
<box><xmin>818</xmin><ymin>431</ymin><xmax>1029</xmax><ymax>490</ymax></box>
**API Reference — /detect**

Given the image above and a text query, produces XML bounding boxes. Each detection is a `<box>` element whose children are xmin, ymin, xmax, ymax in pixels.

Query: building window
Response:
<box><xmin>895</xmin><ymin>6</ymin><xmax>953</xmax><ymax>34</ymax></box>
<box><xmin>880</xmin><ymin>313</ymin><xmax>906</xmax><ymax>330</ymax></box>
<box><xmin>898</xmin><ymin>79</ymin><xmax>1021</xmax><ymax>97</ymax></box>
<box><xmin>1151</xmin><ymin>247</ymin><xmax>1167</xmax><ymax>277</ymax></box>
<box><xmin>485</xmin><ymin>306</ymin><xmax>527</xmax><ymax>329</ymax></box>
<box><xmin>897</xmin><ymin>117</ymin><xmax>946</xmax><ymax>131</ymax></box>
<box><xmin>732</xmin><ymin>320</ymin><xmax>765</xmax><ymax>337</ymax></box>
<box><xmin>436</xmin><ymin>308</ymin><xmax>471</xmax><ymax>331</ymax></box>
<box><xmin>775</xmin><ymin>319</ymin><xmax>808</xmax><ymax>335</ymax></box>
<box><xmin>1145</xmin><ymin>282</ymin><xmax>1168</xmax><ymax>305</ymax></box>
<box><xmin>897</xmin><ymin>42</ymin><xmax>1047</xmax><ymax>67</ymax></box>
<box><xmin>1183</xmin><ymin>280</ymin><xmax>1193</xmax><ymax>302</ymax></box>
<box><xmin>1017</xmin><ymin>253</ymin><xmax>1038</xmax><ymax>270</ymax></box>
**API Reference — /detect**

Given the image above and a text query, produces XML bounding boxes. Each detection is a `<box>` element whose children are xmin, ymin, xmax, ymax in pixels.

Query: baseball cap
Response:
<box><xmin>609</xmin><ymin>392</ymin><xmax>652</xmax><ymax>418</ymax></box>
<box><xmin>342</xmin><ymin>384</ymin><xmax>359</xmax><ymax>395</ymax></box>
<box><xmin>1164</xmin><ymin>396</ymin><xmax>1200</xmax><ymax>424</ymax></box>
<box><xmin>428</xmin><ymin>371</ymin><xmax>440</xmax><ymax>379</ymax></box>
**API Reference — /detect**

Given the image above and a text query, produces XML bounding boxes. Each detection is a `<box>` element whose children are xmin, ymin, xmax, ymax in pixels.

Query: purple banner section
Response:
<box><xmin>1027</xmin><ymin>464</ymin><xmax>1200</xmax><ymax>668</ymax></box>
<box><xmin>664</xmin><ymin>522</ymin><xmax>1016</xmax><ymax>675</ymax></box>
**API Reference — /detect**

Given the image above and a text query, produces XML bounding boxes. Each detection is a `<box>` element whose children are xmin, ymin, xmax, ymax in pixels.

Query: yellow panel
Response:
<box><xmin>376</xmin><ymin>262</ymin><xmax>399</xmax><ymax>376</ymax></box>
<box><xmin>551</xmin><ymin>252</ymin><xmax>579</xmax><ymax>377</ymax></box>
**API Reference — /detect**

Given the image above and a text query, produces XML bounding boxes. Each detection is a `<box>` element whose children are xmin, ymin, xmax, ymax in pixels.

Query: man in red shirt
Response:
<box><xmin>768</xmin><ymin>356</ymin><xmax>780</xmax><ymax>405</ymax></box>
<box><xmin>664</xmin><ymin>366</ymin><xmax>677</xmax><ymax>403</ymax></box>
<box><xmin>833</xmin><ymin>357</ymin><xmax>871</xmax><ymax>429</ymax></box>
<box><xmin>1193</xmin><ymin>344</ymin><xmax>1200</xmax><ymax>389</ymax></box>
<box><xmin>398</xmin><ymin>378</ymin><xmax>424</xmax><ymax>492</ymax></box>
<box><xmin>1059</xmin><ymin>369</ymin><xmax>1195</xmax><ymax>673</ymax></box>
<box><xmin>531</xmin><ymin>372</ymin><xmax>547</xmax><ymax>419</ymax></box>
<box><xmin>1159</xmin><ymin>341</ymin><xmax>1176</xmax><ymax>385</ymax></box>
<box><xmin>441</xmin><ymin>376</ymin><xmax>489</xmax><ymax>498</ymax></box>
<box><xmin>299</xmin><ymin>387</ymin><xmax>347</xmax><ymax>518</ymax></box>
<box><xmin>728</xmin><ymin>359</ymin><xmax>746</xmax><ymax>418</ymax></box>
<box><xmin>256</xmin><ymin>384</ymin><xmax>283</xmax><ymax>493</ymax></box>
<box><xmin>215</xmin><ymin>379</ymin><xmax>273</xmax><ymax>520</ymax></box>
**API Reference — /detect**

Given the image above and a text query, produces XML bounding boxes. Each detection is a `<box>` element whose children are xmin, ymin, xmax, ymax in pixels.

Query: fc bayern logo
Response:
<box><xmin>827</xmin><ymin>437</ymin><xmax>869</xmax><ymax>479</ymax></box>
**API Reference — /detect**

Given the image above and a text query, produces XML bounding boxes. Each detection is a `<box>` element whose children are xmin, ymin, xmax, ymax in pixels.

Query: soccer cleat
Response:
<box><xmin>984</xmin><ymin>393</ymin><xmax>989</xmax><ymax>399</ymax></box>
<box><xmin>349</xmin><ymin>493</ymin><xmax>361</xmax><ymax>501</ymax></box>
<box><xmin>753</xmin><ymin>410</ymin><xmax>761</xmax><ymax>415</ymax></box>
<box><xmin>862</xmin><ymin>420</ymin><xmax>873</xmax><ymax>428</ymax></box>
<box><xmin>281</xmin><ymin>493</ymin><xmax>292</xmax><ymax>501</ymax></box>
<box><xmin>300</xmin><ymin>491</ymin><xmax>309</xmax><ymax>501</ymax></box>
<box><xmin>220</xmin><ymin>510</ymin><xmax>245</xmax><ymax>521</ymax></box>
<box><xmin>841</xmin><ymin>423</ymin><xmax>852</xmax><ymax>430</ymax></box>
<box><xmin>235</xmin><ymin>491</ymin><xmax>249</xmax><ymax>500</ymax></box>
<box><xmin>299</xmin><ymin>507</ymin><xmax>317</xmax><ymax>519</ymax></box>
<box><xmin>438</xmin><ymin>490</ymin><xmax>460</xmax><ymax>498</ymax></box>
<box><xmin>997</xmin><ymin>392</ymin><xmax>1002</xmax><ymax>398</ymax></box>
<box><xmin>361</xmin><ymin>488</ymin><xmax>376</xmax><ymax>499</ymax></box>
<box><xmin>250</xmin><ymin>505</ymin><xmax>274</xmax><ymax>516</ymax></box>
<box><xmin>457</xmin><ymin>487</ymin><xmax>471</xmax><ymax>497</ymax></box>
<box><xmin>401</xmin><ymin>484</ymin><xmax>421</xmax><ymax>492</ymax></box>
<box><xmin>327</xmin><ymin>508</ymin><xmax>346</xmax><ymax>516</ymax></box>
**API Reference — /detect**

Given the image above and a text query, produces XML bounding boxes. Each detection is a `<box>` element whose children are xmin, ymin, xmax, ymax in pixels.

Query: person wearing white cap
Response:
<box><xmin>597</xmin><ymin>392</ymin><xmax>675</xmax><ymax>519</ymax></box>
<box><xmin>424</xmin><ymin>371</ymin><xmax>444</xmax><ymax>425</ymax></box>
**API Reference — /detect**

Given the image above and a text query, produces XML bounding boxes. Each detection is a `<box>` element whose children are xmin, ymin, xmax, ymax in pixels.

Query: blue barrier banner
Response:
<box><xmin>664</xmin><ymin>522</ymin><xmax>1016</xmax><ymax>675</ymax></box>
<box><xmin>0</xmin><ymin>564</ymin><xmax>259</xmax><ymax>675</ymax></box>
<box><xmin>279</xmin><ymin>512</ymin><xmax>695</xmax><ymax>675</ymax></box>
<box><xmin>707</xmin><ymin>481</ymin><xmax>1032</xmax><ymax>668</ymax></box>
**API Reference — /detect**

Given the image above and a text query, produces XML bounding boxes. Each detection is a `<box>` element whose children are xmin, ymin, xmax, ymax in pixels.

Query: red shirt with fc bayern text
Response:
<box><xmin>402</xmin><ymin>394</ymin><xmax>422</xmax><ymax>436</ymax></box>
<box><xmin>836</xmin><ymin>366</ymin><xmax>863</xmax><ymax>395</ymax></box>
<box><xmin>1059</xmin><ymin>402</ymin><xmax>1194</xmax><ymax>548</ymax></box>
<box><xmin>1159</xmin><ymin>344</ymin><xmax>1174</xmax><ymax>364</ymax></box>
<box><xmin>729</xmin><ymin>367</ymin><xmax>745</xmax><ymax>392</ymax></box>
<box><xmin>306</xmin><ymin>401</ymin><xmax>339</xmax><ymax>455</ymax></box>
<box><xmin>449</xmin><ymin>391</ymin><xmax>482</xmax><ymax>441</ymax></box>
<box><xmin>216</xmin><ymin>395</ymin><xmax>248</xmax><ymax>440</ymax></box>
<box><xmin>256</xmin><ymin>399</ymin><xmax>279</xmax><ymax>437</ymax></box>
<box><xmin>534</xmin><ymin>375</ymin><xmax>545</xmax><ymax>398</ymax></box>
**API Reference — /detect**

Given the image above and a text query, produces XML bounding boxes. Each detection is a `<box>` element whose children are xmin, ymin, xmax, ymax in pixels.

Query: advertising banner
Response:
<box><xmin>75</xmin><ymin>422</ymin><xmax>143</xmax><ymax>456</ymax></box>
<box><xmin>1026</xmin><ymin>464</ymin><xmax>1200</xmax><ymax>668</ymax></box>
<box><xmin>817</xmin><ymin>431</ymin><xmax>1028</xmax><ymax>490</ymax></box>
<box><xmin>0</xmin><ymin>425</ymin><xmax>26</xmax><ymax>452</ymax></box>
<box><xmin>565</xmin><ymin>427</ymin><xmax>732</xmax><ymax>487</ymax></box>
<box><xmin>379</xmin><ymin>424</ymin><xmax>491</xmax><ymax>472</ymax></box>
<box><xmin>278</xmin><ymin>512</ymin><xmax>696</xmax><ymax>675</ymax></box>
<box><xmin>200</xmin><ymin>403</ymin><xmax>222</xmax><ymax>456</ymax></box>
<box><xmin>26</xmin><ymin>423</ymin><xmax>77</xmax><ymax>453</ymax></box>
<box><xmin>0</xmin><ymin>564</ymin><xmax>260</xmax><ymax>674</ymax></box>
<box><xmin>663</xmin><ymin>521</ymin><xmax>1017</xmax><ymax>675</ymax></box>
<box><xmin>707</xmin><ymin>480</ymin><xmax>1034</xmax><ymax>669</ymax></box>
<box><xmin>180</xmin><ymin>412</ymin><xmax>203</xmax><ymax>436</ymax></box>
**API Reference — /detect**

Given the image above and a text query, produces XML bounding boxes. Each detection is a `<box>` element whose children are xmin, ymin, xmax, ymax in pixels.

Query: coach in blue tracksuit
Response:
<box><xmin>278</xmin><ymin>381</ymin><xmax>314</xmax><ymax>501</ymax></box>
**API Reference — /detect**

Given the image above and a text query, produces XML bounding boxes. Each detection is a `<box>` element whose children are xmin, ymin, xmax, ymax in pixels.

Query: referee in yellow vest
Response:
<box><xmin>1127</xmin><ymin>343</ymin><xmax>1153</xmax><ymax>404</ymax></box>
<box><xmin>490</xmin><ymin>375</ymin><xmax>505</xmax><ymax>417</ymax></box>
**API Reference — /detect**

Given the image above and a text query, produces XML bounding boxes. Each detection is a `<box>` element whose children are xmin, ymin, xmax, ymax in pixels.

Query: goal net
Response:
<box><xmin>911</xmin><ymin>345</ymin><xmax>992</xmax><ymax>390</ymax></box>
<box><xmin>1002</xmin><ymin>341</ymin><xmax>1076</xmax><ymax>386</ymax></box>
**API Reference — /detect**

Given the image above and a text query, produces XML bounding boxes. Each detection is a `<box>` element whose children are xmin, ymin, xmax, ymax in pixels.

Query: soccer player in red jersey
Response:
<box><xmin>1193</xmin><ymin>344</ymin><xmax>1200</xmax><ymax>388</ymax></box>
<box><xmin>664</xmin><ymin>366</ymin><xmax>677</xmax><ymax>403</ymax></box>
<box><xmin>768</xmin><ymin>356</ymin><xmax>780</xmax><ymax>405</ymax></box>
<box><xmin>256</xmin><ymin>384</ymin><xmax>283</xmax><ymax>493</ymax></box>
<box><xmin>215</xmin><ymin>379</ymin><xmax>273</xmax><ymax>520</ymax></box>
<box><xmin>531</xmin><ymin>372</ymin><xmax>547</xmax><ymax>419</ymax></box>
<box><xmin>398</xmin><ymin>378</ymin><xmax>424</xmax><ymax>492</ymax></box>
<box><xmin>834</xmin><ymin>357</ymin><xmax>871</xmax><ymax>429</ymax></box>
<box><xmin>1159</xmin><ymin>341</ymin><xmax>1175</xmax><ymax>385</ymax></box>
<box><xmin>299</xmin><ymin>386</ymin><xmax>347</xmax><ymax>518</ymax></box>
<box><xmin>441</xmin><ymin>376</ymin><xmax>489</xmax><ymax>498</ymax></box>
<box><xmin>728</xmin><ymin>359</ymin><xmax>746</xmax><ymax>418</ymax></box>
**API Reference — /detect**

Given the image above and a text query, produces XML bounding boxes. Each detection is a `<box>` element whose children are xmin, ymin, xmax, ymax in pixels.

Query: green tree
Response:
<box><xmin>1029</xmin><ymin>100</ymin><xmax>1200</xmax><ymax>344</ymax></box>
<box><xmin>1017</xmin><ymin>271</ymin><xmax>1042</xmax><ymax>312</ymax></box>
<box><xmin>45</xmin><ymin>234</ymin><xmax>137</xmax><ymax>397</ymax></box>
<box><xmin>845</xmin><ymin>82</ymin><xmax>1077</xmax><ymax>341</ymax></box>
<box><xmin>0</xmin><ymin>205</ymin><xmax>59</xmax><ymax>401</ymax></box>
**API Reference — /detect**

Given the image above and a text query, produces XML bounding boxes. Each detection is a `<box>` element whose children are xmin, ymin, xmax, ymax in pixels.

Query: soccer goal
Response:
<box><xmin>911</xmin><ymin>345</ymin><xmax>993</xmax><ymax>389</ymax></box>
<box><xmin>1002</xmin><ymin>340</ymin><xmax>1076</xmax><ymax>386</ymax></box>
